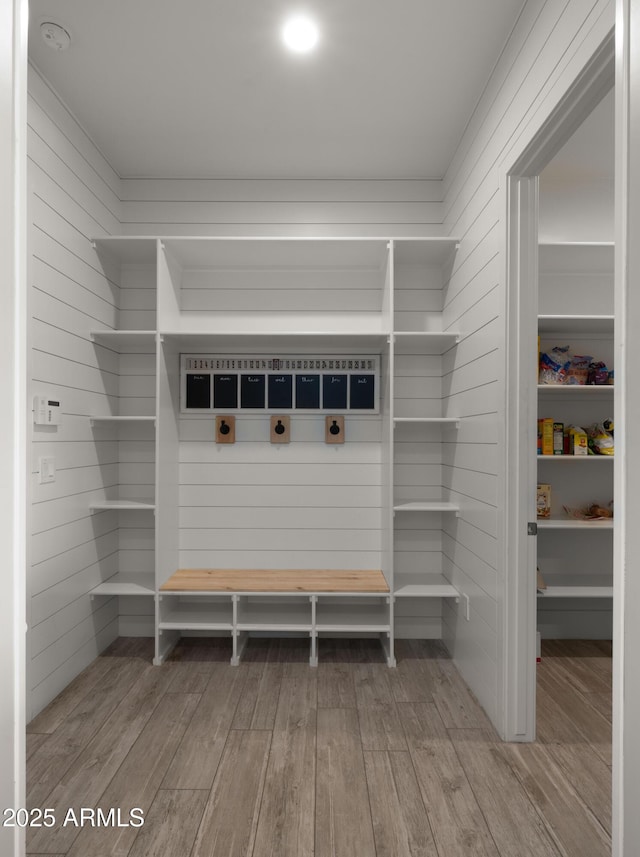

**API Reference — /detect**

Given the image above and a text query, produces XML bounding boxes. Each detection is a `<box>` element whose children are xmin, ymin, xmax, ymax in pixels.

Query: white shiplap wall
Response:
<box><xmin>27</xmin><ymin>66</ymin><xmax>123</xmax><ymax>718</ymax></box>
<box><xmin>440</xmin><ymin>0</ymin><xmax>614</xmax><ymax>730</ymax></box>
<box><xmin>119</xmin><ymin>179</ymin><xmax>444</xmax><ymax>238</ymax></box>
<box><xmin>178</xmin><ymin>416</ymin><xmax>383</xmax><ymax>571</ymax></box>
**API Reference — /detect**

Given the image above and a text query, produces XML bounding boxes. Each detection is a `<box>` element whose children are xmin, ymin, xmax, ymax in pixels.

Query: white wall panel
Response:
<box><xmin>440</xmin><ymin>0</ymin><xmax>614</xmax><ymax>734</ymax></box>
<box><xmin>27</xmin><ymin>67</ymin><xmax>123</xmax><ymax>718</ymax></box>
<box><xmin>119</xmin><ymin>179</ymin><xmax>443</xmax><ymax>237</ymax></box>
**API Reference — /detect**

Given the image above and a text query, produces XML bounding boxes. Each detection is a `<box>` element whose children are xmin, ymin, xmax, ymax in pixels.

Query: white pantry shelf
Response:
<box><xmin>393</xmin><ymin>417</ymin><xmax>459</xmax><ymax>426</ymax></box>
<box><xmin>537</xmin><ymin>517</ymin><xmax>613</xmax><ymax>530</ymax></box>
<box><xmin>91</xmin><ymin>573</ymin><xmax>155</xmax><ymax>597</ymax></box>
<box><xmin>394</xmin><ymin>575</ymin><xmax>459</xmax><ymax>599</ymax></box>
<box><xmin>537</xmin><ymin>314</ymin><xmax>614</xmax><ymax>335</ymax></box>
<box><xmin>90</xmin><ymin>330</ymin><xmax>157</xmax><ymax>352</ymax></box>
<box><xmin>89</xmin><ymin>499</ymin><xmax>156</xmax><ymax>511</ymax></box>
<box><xmin>90</xmin><ymin>415</ymin><xmax>156</xmax><ymax>425</ymax></box>
<box><xmin>394</xmin><ymin>501</ymin><xmax>460</xmax><ymax>513</ymax></box>
<box><xmin>393</xmin><ymin>331</ymin><xmax>460</xmax><ymax>354</ymax></box>
<box><xmin>537</xmin><ymin>384</ymin><xmax>613</xmax><ymax>393</ymax></box>
<box><xmin>538</xmin><ymin>586</ymin><xmax>613</xmax><ymax>598</ymax></box>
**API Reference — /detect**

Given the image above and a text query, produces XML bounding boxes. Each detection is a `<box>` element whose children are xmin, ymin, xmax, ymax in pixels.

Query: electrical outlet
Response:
<box><xmin>39</xmin><ymin>456</ymin><xmax>56</xmax><ymax>484</ymax></box>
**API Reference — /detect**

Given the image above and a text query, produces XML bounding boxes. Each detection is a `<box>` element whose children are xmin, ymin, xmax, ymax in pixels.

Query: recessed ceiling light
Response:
<box><xmin>282</xmin><ymin>15</ymin><xmax>320</xmax><ymax>54</ymax></box>
<box><xmin>40</xmin><ymin>21</ymin><xmax>71</xmax><ymax>51</ymax></box>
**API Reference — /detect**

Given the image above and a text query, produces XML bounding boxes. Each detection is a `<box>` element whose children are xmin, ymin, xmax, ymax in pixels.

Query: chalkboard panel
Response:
<box><xmin>213</xmin><ymin>374</ymin><xmax>238</xmax><ymax>409</ymax></box>
<box><xmin>350</xmin><ymin>374</ymin><xmax>375</xmax><ymax>409</ymax></box>
<box><xmin>296</xmin><ymin>374</ymin><xmax>320</xmax><ymax>409</ymax></box>
<box><xmin>268</xmin><ymin>374</ymin><xmax>293</xmax><ymax>409</ymax></box>
<box><xmin>323</xmin><ymin>374</ymin><xmax>348</xmax><ymax>409</ymax></box>
<box><xmin>186</xmin><ymin>374</ymin><xmax>211</xmax><ymax>409</ymax></box>
<box><xmin>241</xmin><ymin>374</ymin><xmax>266</xmax><ymax>408</ymax></box>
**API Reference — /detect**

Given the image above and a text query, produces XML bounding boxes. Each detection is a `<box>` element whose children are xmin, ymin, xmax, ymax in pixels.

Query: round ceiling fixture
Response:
<box><xmin>281</xmin><ymin>15</ymin><xmax>320</xmax><ymax>53</ymax></box>
<box><xmin>40</xmin><ymin>21</ymin><xmax>72</xmax><ymax>51</ymax></box>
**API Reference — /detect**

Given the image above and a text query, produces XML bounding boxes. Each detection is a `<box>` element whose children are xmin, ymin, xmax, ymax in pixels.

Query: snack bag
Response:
<box><xmin>587</xmin><ymin>422</ymin><xmax>614</xmax><ymax>455</ymax></box>
<box><xmin>539</xmin><ymin>346</ymin><xmax>571</xmax><ymax>385</ymax></box>
<box><xmin>587</xmin><ymin>361</ymin><xmax>609</xmax><ymax>385</ymax></box>
<box><xmin>565</xmin><ymin>354</ymin><xmax>592</xmax><ymax>385</ymax></box>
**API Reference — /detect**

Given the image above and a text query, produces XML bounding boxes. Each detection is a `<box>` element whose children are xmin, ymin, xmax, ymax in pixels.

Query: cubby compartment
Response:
<box><xmin>235</xmin><ymin>595</ymin><xmax>314</xmax><ymax>632</ymax></box>
<box><xmin>158</xmin><ymin>594</ymin><xmax>234</xmax><ymax>631</ymax></box>
<box><xmin>389</xmin><ymin>239</ymin><xmax>461</xmax><ymax>634</ymax></box>
<box><xmin>159</xmin><ymin>238</ymin><xmax>392</xmax><ymax>335</ymax></box>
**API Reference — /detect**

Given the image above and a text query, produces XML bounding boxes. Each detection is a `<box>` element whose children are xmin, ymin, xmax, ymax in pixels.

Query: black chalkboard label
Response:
<box><xmin>323</xmin><ymin>374</ymin><xmax>348</xmax><ymax>409</ymax></box>
<box><xmin>213</xmin><ymin>374</ymin><xmax>238</xmax><ymax>409</ymax></box>
<box><xmin>296</xmin><ymin>374</ymin><xmax>320</xmax><ymax>409</ymax></box>
<box><xmin>268</xmin><ymin>374</ymin><xmax>293</xmax><ymax>409</ymax></box>
<box><xmin>350</xmin><ymin>374</ymin><xmax>375</xmax><ymax>409</ymax></box>
<box><xmin>241</xmin><ymin>374</ymin><xmax>266</xmax><ymax>408</ymax></box>
<box><xmin>186</xmin><ymin>374</ymin><xmax>211</xmax><ymax>409</ymax></box>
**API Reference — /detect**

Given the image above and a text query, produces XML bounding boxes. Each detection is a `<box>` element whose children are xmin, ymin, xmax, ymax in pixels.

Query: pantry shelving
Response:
<box><xmin>87</xmin><ymin>235</ymin><xmax>465</xmax><ymax>664</ymax></box>
<box><xmin>536</xmin><ymin>241</ymin><xmax>615</xmax><ymax>636</ymax></box>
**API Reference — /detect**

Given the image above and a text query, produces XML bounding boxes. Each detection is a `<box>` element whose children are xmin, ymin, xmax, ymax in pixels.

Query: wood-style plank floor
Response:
<box><xmin>26</xmin><ymin>637</ymin><xmax>612</xmax><ymax>857</ymax></box>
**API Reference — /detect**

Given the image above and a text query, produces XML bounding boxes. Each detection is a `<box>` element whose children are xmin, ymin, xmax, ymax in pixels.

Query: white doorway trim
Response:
<box><xmin>502</xmin><ymin>31</ymin><xmax>615</xmax><ymax>743</ymax></box>
<box><xmin>1</xmin><ymin>0</ymin><xmax>29</xmax><ymax>855</ymax></box>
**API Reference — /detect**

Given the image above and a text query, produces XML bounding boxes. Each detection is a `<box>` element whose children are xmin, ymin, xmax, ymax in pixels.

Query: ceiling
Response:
<box><xmin>28</xmin><ymin>0</ymin><xmax>527</xmax><ymax>180</ymax></box>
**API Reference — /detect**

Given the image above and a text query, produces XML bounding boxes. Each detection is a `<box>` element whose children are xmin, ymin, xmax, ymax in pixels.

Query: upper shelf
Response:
<box><xmin>538</xmin><ymin>315</ymin><xmax>614</xmax><ymax>336</ymax></box>
<box><xmin>537</xmin><ymin>517</ymin><xmax>613</xmax><ymax>530</ymax></box>
<box><xmin>538</xmin><ymin>384</ymin><xmax>613</xmax><ymax>394</ymax></box>
<box><xmin>538</xmin><ymin>241</ymin><xmax>614</xmax><ymax>274</ymax></box>
<box><xmin>92</xmin><ymin>237</ymin><xmax>158</xmax><ymax>264</ymax></box>
<box><xmin>160</xmin><ymin>330</ymin><xmax>389</xmax><ymax>353</ymax></box>
<box><xmin>393</xmin><ymin>331</ymin><xmax>460</xmax><ymax>354</ymax></box>
<box><xmin>91</xmin><ymin>330</ymin><xmax>157</xmax><ymax>352</ymax></box>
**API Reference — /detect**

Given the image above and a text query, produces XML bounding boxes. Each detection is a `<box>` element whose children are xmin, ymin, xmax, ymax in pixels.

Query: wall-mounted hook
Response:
<box><xmin>215</xmin><ymin>415</ymin><xmax>236</xmax><ymax>443</ymax></box>
<box><xmin>270</xmin><ymin>415</ymin><xmax>290</xmax><ymax>443</ymax></box>
<box><xmin>325</xmin><ymin>415</ymin><xmax>345</xmax><ymax>444</ymax></box>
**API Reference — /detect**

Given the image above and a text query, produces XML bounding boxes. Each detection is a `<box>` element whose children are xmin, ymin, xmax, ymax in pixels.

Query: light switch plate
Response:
<box><xmin>39</xmin><ymin>456</ymin><xmax>56</xmax><ymax>484</ymax></box>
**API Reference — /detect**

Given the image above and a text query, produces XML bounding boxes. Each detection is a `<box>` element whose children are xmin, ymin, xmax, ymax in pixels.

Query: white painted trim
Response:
<box><xmin>612</xmin><ymin>3</ymin><xmax>640</xmax><ymax>853</ymax></box>
<box><xmin>501</xmin><ymin>174</ymin><xmax>539</xmax><ymax>741</ymax></box>
<box><xmin>1</xmin><ymin>1</ymin><xmax>28</xmax><ymax>855</ymax></box>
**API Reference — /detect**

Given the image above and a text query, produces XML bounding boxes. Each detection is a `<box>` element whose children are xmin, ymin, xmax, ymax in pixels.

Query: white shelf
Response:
<box><xmin>394</xmin><ymin>501</ymin><xmax>459</xmax><ymax>513</ymax></box>
<box><xmin>394</xmin><ymin>575</ymin><xmax>459</xmax><ymax>598</ymax></box>
<box><xmin>90</xmin><ymin>416</ymin><xmax>156</xmax><ymax>425</ymax></box>
<box><xmin>537</xmin><ymin>517</ymin><xmax>613</xmax><ymax>530</ymax></box>
<box><xmin>393</xmin><ymin>331</ymin><xmax>460</xmax><ymax>354</ymax></box>
<box><xmin>537</xmin><ymin>454</ymin><xmax>613</xmax><ymax>461</ymax></box>
<box><xmin>92</xmin><ymin>237</ymin><xmax>158</xmax><ymax>264</ymax></box>
<box><xmin>393</xmin><ymin>237</ymin><xmax>460</xmax><ymax>265</ymax></box>
<box><xmin>538</xmin><ymin>241</ymin><xmax>614</xmax><ymax>275</ymax></box>
<box><xmin>538</xmin><ymin>315</ymin><xmax>614</xmax><ymax>335</ymax></box>
<box><xmin>160</xmin><ymin>330</ymin><xmax>389</xmax><ymax>353</ymax></box>
<box><xmin>236</xmin><ymin>601</ymin><xmax>312</xmax><ymax>632</ymax></box>
<box><xmin>158</xmin><ymin>599</ymin><xmax>234</xmax><ymax>630</ymax></box>
<box><xmin>315</xmin><ymin>602</ymin><xmax>390</xmax><ymax>632</ymax></box>
<box><xmin>90</xmin><ymin>330</ymin><xmax>156</xmax><ymax>352</ymax></box>
<box><xmin>538</xmin><ymin>586</ymin><xmax>613</xmax><ymax>598</ymax></box>
<box><xmin>89</xmin><ymin>500</ymin><xmax>156</xmax><ymax>511</ymax></box>
<box><xmin>394</xmin><ymin>417</ymin><xmax>459</xmax><ymax>426</ymax></box>
<box><xmin>91</xmin><ymin>573</ymin><xmax>155</xmax><ymax>597</ymax></box>
<box><xmin>537</xmin><ymin>384</ymin><xmax>613</xmax><ymax>393</ymax></box>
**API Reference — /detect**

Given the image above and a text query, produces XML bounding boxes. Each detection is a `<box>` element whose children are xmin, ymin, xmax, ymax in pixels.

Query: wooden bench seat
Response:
<box><xmin>160</xmin><ymin>568</ymin><xmax>389</xmax><ymax>594</ymax></box>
